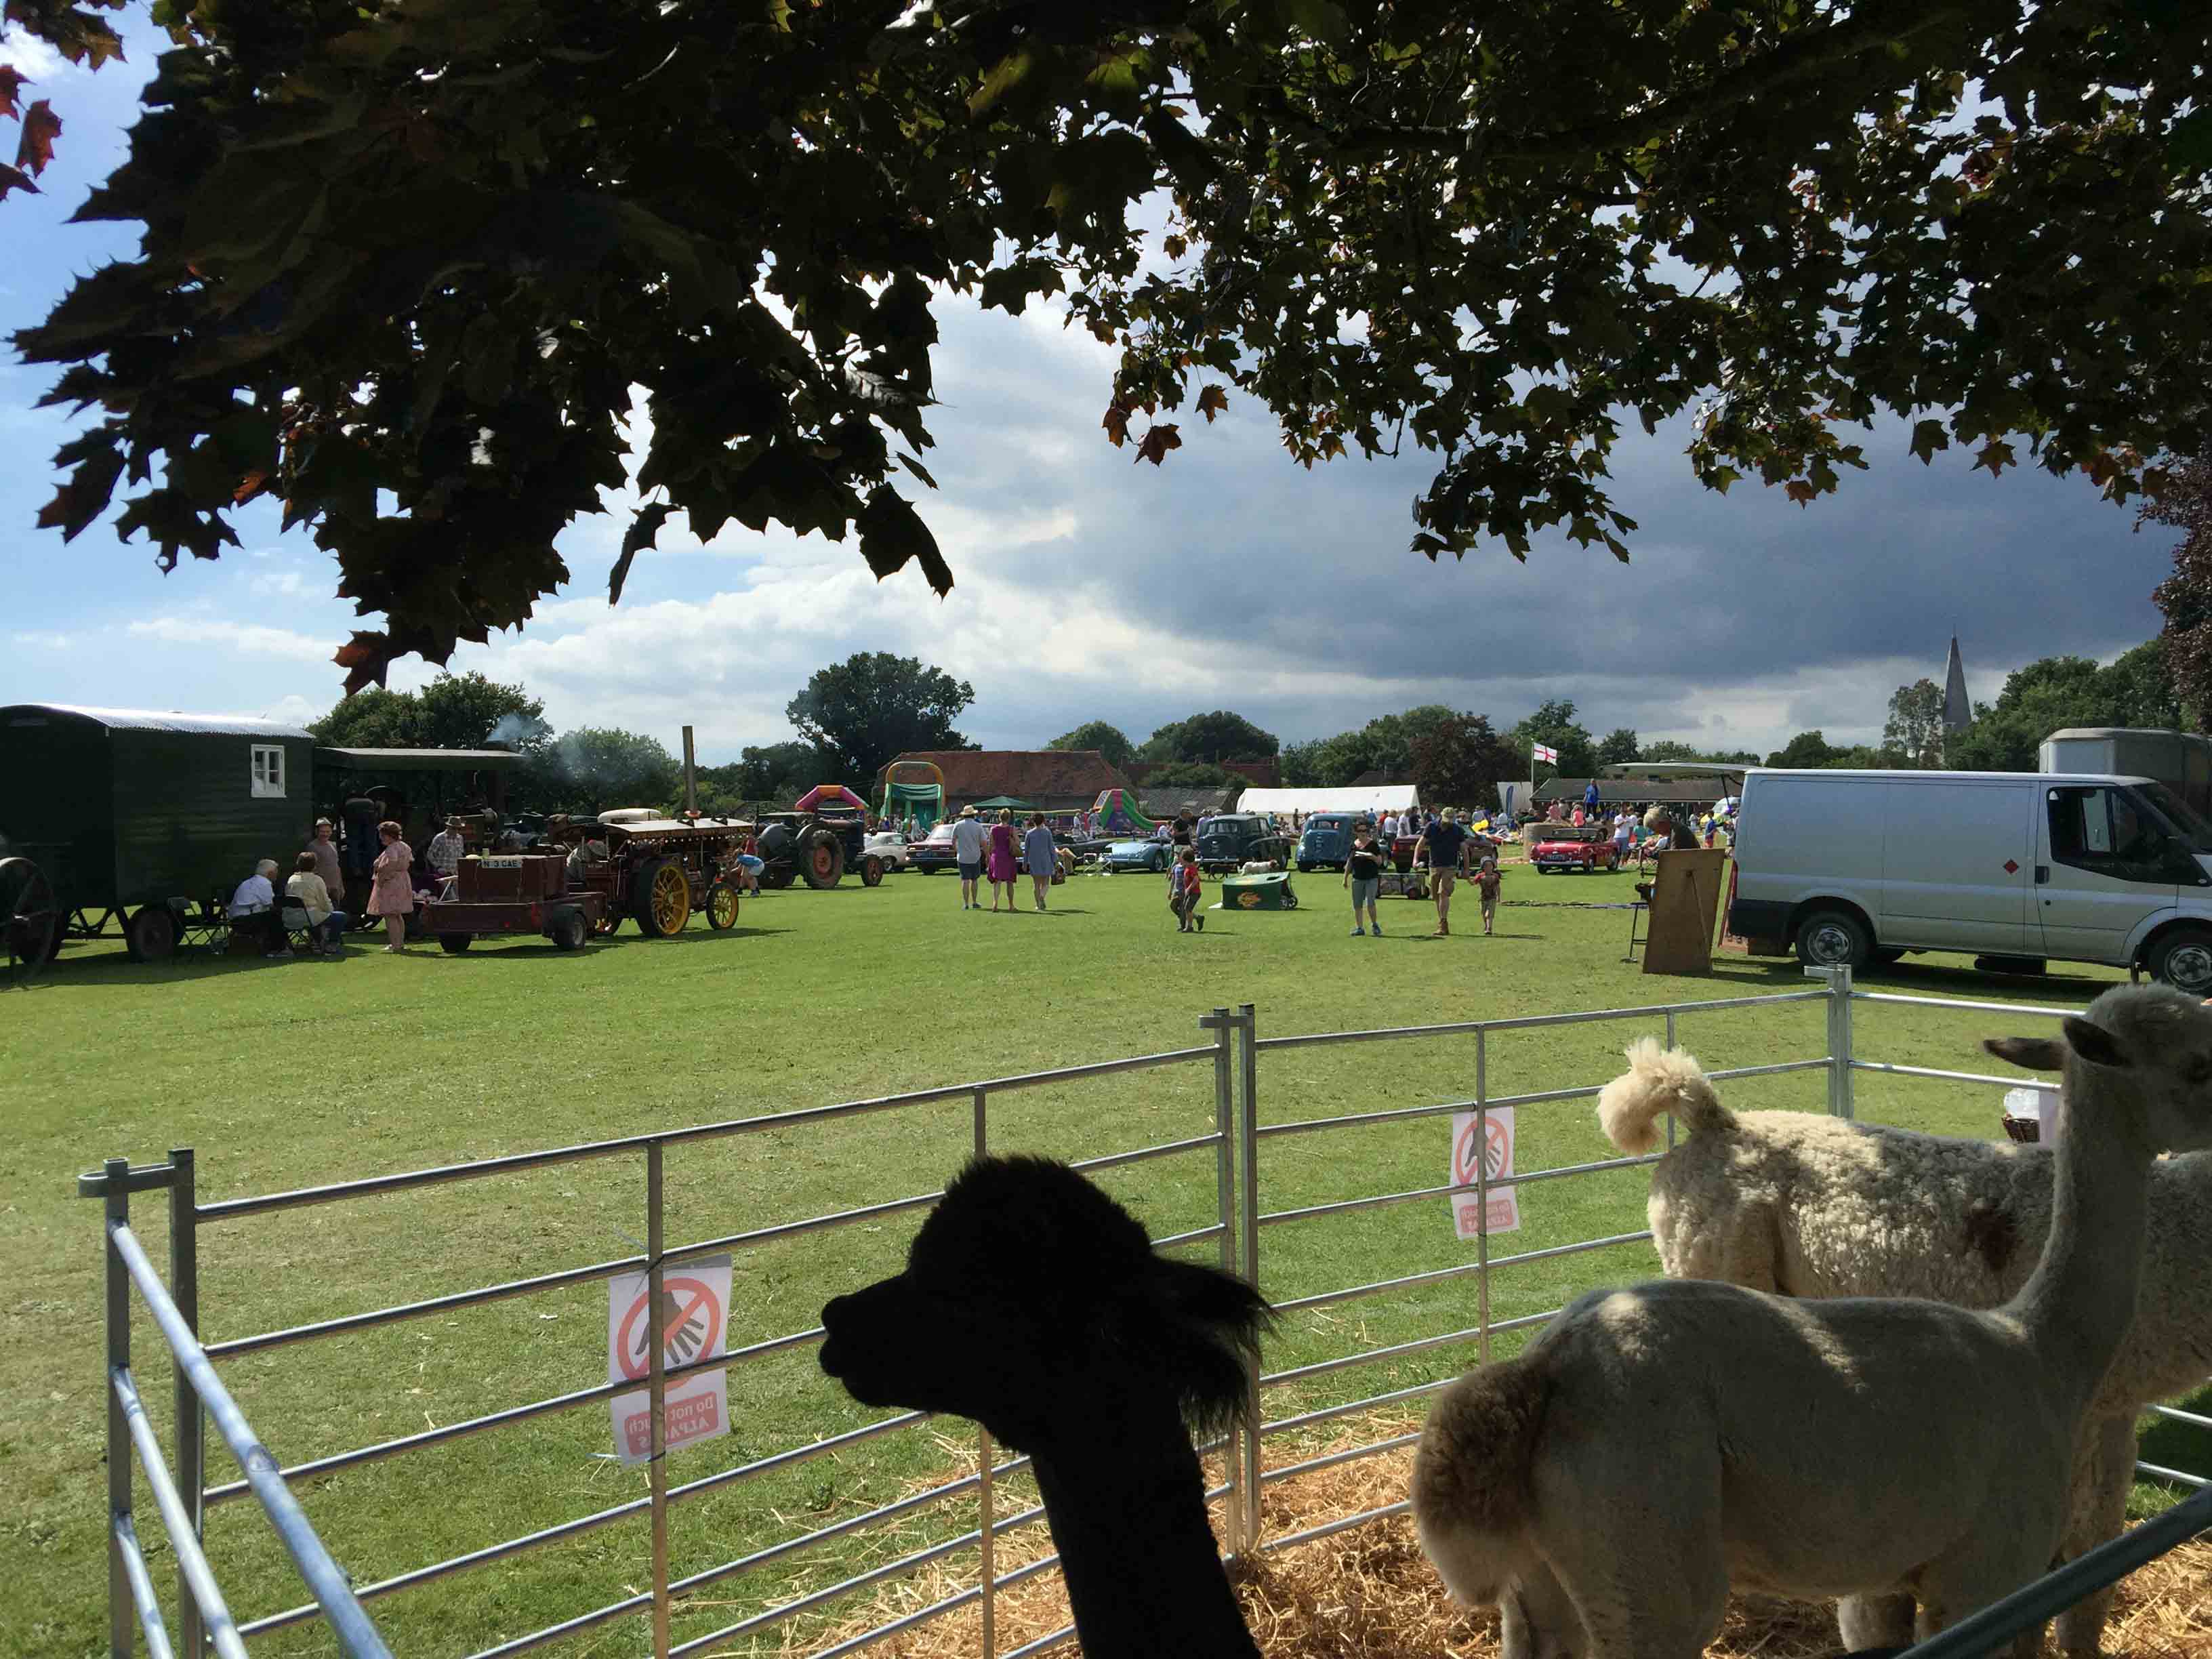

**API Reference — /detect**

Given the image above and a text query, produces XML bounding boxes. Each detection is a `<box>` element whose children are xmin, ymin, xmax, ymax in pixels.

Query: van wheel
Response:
<box><xmin>2147</xmin><ymin>927</ymin><xmax>2212</xmax><ymax>996</ymax></box>
<box><xmin>1795</xmin><ymin>909</ymin><xmax>1870</xmax><ymax>971</ymax></box>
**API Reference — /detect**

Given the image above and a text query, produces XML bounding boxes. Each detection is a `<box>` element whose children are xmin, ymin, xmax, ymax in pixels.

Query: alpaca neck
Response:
<box><xmin>2013</xmin><ymin>1075</ymin><xmax>2157</xmax><ymax>1412</ymax></box>
<box><xmin>1026</xmin><ymin>1398</ymin><xmax>1258</xmax><ymax>1659</ymax></box>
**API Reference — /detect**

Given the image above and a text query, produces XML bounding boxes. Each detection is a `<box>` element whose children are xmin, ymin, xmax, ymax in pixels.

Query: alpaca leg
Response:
<box><xmin>1502</xmin><ymin>1561</ymin><xmax>1589</xmax><ymax>1659</ymax></box>
<box><xmin>1540</xmin><ymin>1517</ymin><xmax>1727</xmax><ymax>1659</ymax></box>
<box><xmin>2052</xmin><ymin>1414</ymin><xmax>2136</xmax><ymax>1658</ymax></box>
<box><xmin>1838</xmin><ymin>1593</ymin><xmax>1918</xmax><ymax>1651</ymax></box>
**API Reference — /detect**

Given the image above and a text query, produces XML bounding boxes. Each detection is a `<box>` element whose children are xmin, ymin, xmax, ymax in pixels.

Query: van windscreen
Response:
<box><xmin>2135</xmin><ymin>781</ymin><xmax>2212</xmax><ymax>854</ymax></box>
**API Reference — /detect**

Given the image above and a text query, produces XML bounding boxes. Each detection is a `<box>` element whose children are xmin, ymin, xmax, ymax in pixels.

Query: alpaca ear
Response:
<box><xmin>1985</xmin><ymin>1036</ymin><xmax>2066</xmax><ymax>1072</ymax></box>
<box><xmin>2060</xmin><ymin>1015</ymin><xmax>2132</xmax><ymax>1070</ymax></box>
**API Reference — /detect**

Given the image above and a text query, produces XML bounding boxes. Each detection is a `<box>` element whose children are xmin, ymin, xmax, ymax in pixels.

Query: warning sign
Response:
<box><xmin>608</xmin><ymin>1254</ymin><xmax>731</xmax><ymax>1466</ymax></box>
<box><xmin>1448</xmin><ymin>1107</ymin><xmax>1521</xmax><ymax>1240</ymax></box>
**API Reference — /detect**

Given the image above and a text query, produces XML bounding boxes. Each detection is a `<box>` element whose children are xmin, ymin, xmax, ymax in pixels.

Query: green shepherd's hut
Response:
<box><xmin>0</xmin><ymin>703</ymin><xmax>321</xmax><ymax>960</ymax></box>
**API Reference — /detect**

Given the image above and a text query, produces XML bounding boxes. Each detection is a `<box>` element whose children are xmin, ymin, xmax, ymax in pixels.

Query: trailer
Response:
<box><xmin>0</xmin><ymin>703</ymin><xmax>322</xmax><ymax>963</ymax></box>
<box><xmin>419</xmin><ymin>853</ymin><xmax>607</xmax><ymax>951</ymax></box>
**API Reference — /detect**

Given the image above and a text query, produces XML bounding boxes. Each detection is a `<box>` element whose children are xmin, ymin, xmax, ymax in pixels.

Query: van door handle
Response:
<box><xmin>2034</xmin><ymin>865</ymin><xmax>2049</xmax><ymax>884</ymax></box>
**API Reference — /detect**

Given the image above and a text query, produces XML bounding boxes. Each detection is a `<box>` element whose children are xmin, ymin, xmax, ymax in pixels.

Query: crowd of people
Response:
<box><xmin>221</xmin><ymin>810</ymin><xmax>493</xmax><ymax>960</ymax></box>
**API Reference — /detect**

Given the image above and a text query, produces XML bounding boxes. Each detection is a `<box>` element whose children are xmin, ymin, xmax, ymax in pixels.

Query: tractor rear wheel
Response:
<box><xmin>800</xmin><ymin>829</ymin><xmax>846</xmax><ymax>889</ymax></box>
<box><xmin>706</xmin><ymin>880</ymin><xmax>741</xmax><ymax>930</ymax></box>
<box><xmin>126</xmin><ymin>905</ymin><xmax>178</xmax><ymax>963</ymax></box>
<box><xmin>633</xmin><ymin>857</ymin><xmax>693</xmax><ymax>936</ymax></box>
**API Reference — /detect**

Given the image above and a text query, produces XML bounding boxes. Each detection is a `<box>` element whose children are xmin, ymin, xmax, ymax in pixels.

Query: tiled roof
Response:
<box><xmin>890</xmin><ymin>750</ymin><xmax>1133</xmax><ymax>805</ymax></box>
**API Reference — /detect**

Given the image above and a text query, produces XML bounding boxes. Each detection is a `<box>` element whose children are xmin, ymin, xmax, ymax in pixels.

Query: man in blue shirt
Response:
<box><xmin>1584</xmin><ymin>779</ymin><xmax>1603</xmax><ymax>819</ymax></box>
<box><xmin>1412</xmin><ymin>808</ymin><xmax>1475</xmax><ymax>936</ymax></box>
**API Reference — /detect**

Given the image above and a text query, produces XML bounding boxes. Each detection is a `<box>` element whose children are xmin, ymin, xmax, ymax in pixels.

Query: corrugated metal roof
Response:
<box><xmin>1</xmin><ymin>702</ymin><xmax>316</xmax><ymax>739</ymax></box>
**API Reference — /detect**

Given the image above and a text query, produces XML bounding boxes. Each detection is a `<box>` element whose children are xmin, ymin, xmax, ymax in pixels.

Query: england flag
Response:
<box><xmin>1533</xmin><ymin>742</ymin><xmax>1559</xmax><ymax>764</ymax></box>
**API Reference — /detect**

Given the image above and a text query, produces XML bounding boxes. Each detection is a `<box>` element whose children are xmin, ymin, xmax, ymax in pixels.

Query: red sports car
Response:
<box><xmin>1529</xmin><ymin>823</ymin><xmax>1620</xmax><ymax>874</ymax></box>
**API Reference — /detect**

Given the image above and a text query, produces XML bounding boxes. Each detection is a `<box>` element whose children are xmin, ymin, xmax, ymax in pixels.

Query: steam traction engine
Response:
<box><xmin>552</xmin><ymin>814</ymin><xmax>751</xmax><ymax>937</ymax></box>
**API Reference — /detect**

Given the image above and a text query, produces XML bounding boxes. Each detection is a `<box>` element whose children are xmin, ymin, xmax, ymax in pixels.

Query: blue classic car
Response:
<box><xmin>1294</xmin><ymin>812</ymin><xmax>1360</xmax><ymax>872</ymax></box>
<box><xmin>1102</xmin><ymin>838</ymin><xmax>1170</xmax><ymax>873</ymax></box>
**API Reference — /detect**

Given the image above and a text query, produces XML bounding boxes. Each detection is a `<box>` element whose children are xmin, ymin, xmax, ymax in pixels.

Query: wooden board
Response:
<box><xmin>1641</xmin><ymin>848</ymin><xmax>1731</xmax><ymax>975</ymax></box>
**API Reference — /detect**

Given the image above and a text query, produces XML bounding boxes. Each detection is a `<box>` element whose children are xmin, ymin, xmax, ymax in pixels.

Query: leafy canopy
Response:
<box><xmin>16</xmin><ymin>0</ymin><xmax>2212</xmax><ymax>687</ymax></box>
<box><xmin>1142</xmin><ymin>710</ymin><xmax>1279</xmax><ymax>764</ymax></box>
<box><xmin>787</xmin><ymin>651</ymin><xmax>975</xmax><ymax>785</ymax></box>
<box><xmin>311</xmin><ymin>671</ymin><xmax>549</xmax><ymax>753</ymax></box>
<box><xmin>1048</xmin><ymin>720</ymin><xmax>1136</xmax><ymax>769</ymax></box>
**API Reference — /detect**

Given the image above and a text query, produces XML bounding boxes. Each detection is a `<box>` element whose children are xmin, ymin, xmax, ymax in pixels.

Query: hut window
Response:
<box><xmin>251</xmin><ymin>744</ymin><xmax>287</xmax><ymax>798</ymax></box>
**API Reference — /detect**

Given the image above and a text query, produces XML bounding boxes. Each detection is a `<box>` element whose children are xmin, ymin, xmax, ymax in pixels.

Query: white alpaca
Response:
<box><xmin>1593</xmin><ymin>1037</ymin><xmax>2212</xmax><ymax>1656</ymax></box>
<box><xmin>1411</xmin><ymin>983</ymin><xmax>2212</xmax><ymax>1659</ymax></box>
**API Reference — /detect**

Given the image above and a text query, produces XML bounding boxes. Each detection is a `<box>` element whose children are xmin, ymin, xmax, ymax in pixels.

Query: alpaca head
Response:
<box><xmin>1985</xmin><ymin>983</ymin><xmax>2212</xmax><ymax>1155</ymax></box>
<box><xmin>818</xmin><ymin>1155</ymin><xmax>1271</xmax><ymax>1453</ymax></box>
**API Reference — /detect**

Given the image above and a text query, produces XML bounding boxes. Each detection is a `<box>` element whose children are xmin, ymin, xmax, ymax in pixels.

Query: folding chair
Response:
<box><xmin>276</xmin><ymin>900</ymin><xmax>321</xmax><ymax>956</ymax></box>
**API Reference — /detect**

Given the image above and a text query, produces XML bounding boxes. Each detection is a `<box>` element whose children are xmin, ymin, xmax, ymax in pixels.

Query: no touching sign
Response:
<box><xmin>608</xmin><ymin>1254</ymin><xmax>731</xmax><ymax>1466</ymax></box>
<box><xmin>1447</xmin><ymin>1107</ymin><xmax>1521</xmax><ymax>1240</ymax></box>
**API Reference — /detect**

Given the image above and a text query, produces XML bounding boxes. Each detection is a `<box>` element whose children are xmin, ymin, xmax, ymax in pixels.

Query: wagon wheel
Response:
<box><xmin>860</xmin><ymin>855</ymin><xmax>884</xmax><ymax>888</ymax></box>
<box><xmin>633</xmin><ymin>857</ymin><xmax>693</xmax><ymax>937</ymax></box>
<box><xmin>706</xmin><ymin>879</ymin><xmax>741</xmax><ymax>930</ymax></box>
<box><xmin>1</xmin><ymin>857</ymin><xmax>60</xmax><ymax>986</ymax></box>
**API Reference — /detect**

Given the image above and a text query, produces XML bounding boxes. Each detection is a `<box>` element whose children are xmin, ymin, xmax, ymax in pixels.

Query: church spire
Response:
<box><xmin>1942</xmin><ymin>634</ymin><xmax>1971</xmax><ymax>732</ymax></box>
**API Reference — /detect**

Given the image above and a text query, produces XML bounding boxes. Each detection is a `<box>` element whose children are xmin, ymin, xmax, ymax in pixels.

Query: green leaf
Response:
<box><xmin>969</xmin><ymin>49</ymin><xmax>1034</xmax><ymax>118</ymax></box>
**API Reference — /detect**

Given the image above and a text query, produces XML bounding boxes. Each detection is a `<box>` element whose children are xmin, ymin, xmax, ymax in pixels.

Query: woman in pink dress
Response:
<box><xmin>367</xmin><ymin>820</ymin><xmax>415</xmax><ymax>953</ymax></box>
<box><xmin>986</xmin><ymin>809</ymin><xmax>1019</xmax><ymax>912</ymax></box>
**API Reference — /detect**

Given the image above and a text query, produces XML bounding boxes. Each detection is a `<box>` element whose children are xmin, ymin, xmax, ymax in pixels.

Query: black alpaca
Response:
<box><xmin>819</xmin><ymin>1155</ymin><xmax>1271</xmax><ymax>1659</ymax></box>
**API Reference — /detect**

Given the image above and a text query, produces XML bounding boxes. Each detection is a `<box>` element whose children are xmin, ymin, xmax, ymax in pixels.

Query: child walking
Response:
<box><xmin>1171</xmin><ymin>846</ymin><xmax>1206</xmax><ymax>933</ymax></box>
<box><xmin>1475</xmin><ymin>855</ymin><xmax>1502</xmax><ymax>936</ymax></box>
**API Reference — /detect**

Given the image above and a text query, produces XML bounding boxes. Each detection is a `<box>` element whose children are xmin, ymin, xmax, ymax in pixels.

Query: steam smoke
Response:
<box><xmin>484</xmin><ymin>713</ymin><xmax>550</xmax><ymax>750</ymax></box>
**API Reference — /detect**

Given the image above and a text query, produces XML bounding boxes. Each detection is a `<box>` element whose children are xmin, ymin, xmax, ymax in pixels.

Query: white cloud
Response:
<box><xmin>126</xmin><ymin>617</ymin><xmax>335</xmax><ymax>663</ymax></box>
<box><xmin>9</xmin><ymin>630</ymin><xmax>75</xmax><ymax>650</ymax></box>
<box><xmin>249</xmin><ymin>569</ymin><xmax>313</xmax><ymax>598</ymax></box>
<box><xmin>1</xmin><ymin>26</ymin><xmax>70</xmax><ymax>80</ymax></box>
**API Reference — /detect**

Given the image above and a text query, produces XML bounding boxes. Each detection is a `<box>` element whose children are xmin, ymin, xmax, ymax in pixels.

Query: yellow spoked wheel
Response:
<box><xmin>706</xmin><ymin>880</ymin><xmax>740</xmax><ymax>930</ymax></box>
<box><xmin>649</xmin><ymin>861</ymin><xmax>693</xmax><ymax>935</ymax></box>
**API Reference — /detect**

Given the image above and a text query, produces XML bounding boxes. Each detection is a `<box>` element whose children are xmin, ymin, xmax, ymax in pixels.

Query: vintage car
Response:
<box><xmin>863</xmin><ymin>829</ymin><xmax>912</xmax><ymax>872</ymax></box>
<box><xmin>1102</xmin><ymin>838</ymin><xmax>1171</xmax><ymax>874</ymax></box>
<box><xmin>907</xmin><ymin>821</ymin><xmax>964</xmax><ymax>874</ymax></box>
<box><xmin>1194</xmin><ymin>813</ymin><xmax>1294</xmax><ymax>872</ymax></box>
<box><xmin>1294</xmin><ymin>812</ymin><xmax>1361</xmax><ymax>872</ymax></box>
<box><xmin>1529</xmin><ymin>822</ymin><xmax>1622</xmax><ymax>874</ymax></box>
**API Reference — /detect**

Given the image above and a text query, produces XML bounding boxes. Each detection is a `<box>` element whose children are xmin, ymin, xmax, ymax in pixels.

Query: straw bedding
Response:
<box><xmin>764</xmin><ymin>1414</ymin><xmax>2209</xmax><ymax>1659</ymax></box>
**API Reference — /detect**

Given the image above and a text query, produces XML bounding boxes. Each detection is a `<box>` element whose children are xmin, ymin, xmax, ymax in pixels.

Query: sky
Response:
<box><xmin>0</xmin><ymin>20</ymin><xmax>2186</xmax><ymax>768</ymax></box>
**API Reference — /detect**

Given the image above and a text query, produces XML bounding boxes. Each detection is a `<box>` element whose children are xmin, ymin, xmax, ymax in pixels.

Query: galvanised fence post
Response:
<box><xmin>1235</xmin><ymin>1004</ymin><xmax>1261</xmax><ymax>1554</ymax></box>
<box><xmin>105</xmin><ymin>1156</ymin><xmax>132</xmax><ymax>1659</ymax></box>
<box><xmin>972</xmin><ymin>1084</ymin><xmax>995</xmax><ymax>1659</ymax></box>
<box><xmin>170</xmin><ymin>1148</ymin><xmax>204</xmax><ymax>1659</ymax></box>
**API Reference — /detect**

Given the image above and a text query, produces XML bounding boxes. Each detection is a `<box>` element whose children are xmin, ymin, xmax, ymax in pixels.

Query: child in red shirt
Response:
<box><xmin>1172</xmin><ymin>848</ymin><xmax>1205</xmax><ymax>933</ymax></box>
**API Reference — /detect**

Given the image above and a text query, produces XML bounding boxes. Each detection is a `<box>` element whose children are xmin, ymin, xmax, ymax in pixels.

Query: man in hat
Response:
<box><xmin>951</xmin><ymin>804</ymin><xmax>987</xmax><ymax>911</ymax></box>
<box><xmin>425</xmin><ymin>815</ymin><xmax>468</xmax><ymax>889</ymax></box>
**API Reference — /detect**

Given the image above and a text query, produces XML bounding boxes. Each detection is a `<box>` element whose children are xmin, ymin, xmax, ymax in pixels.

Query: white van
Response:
<box><xmin>1727</xmin><ymin>769</ymin><xmax>2212</xmax><ymax>990</ymax></box>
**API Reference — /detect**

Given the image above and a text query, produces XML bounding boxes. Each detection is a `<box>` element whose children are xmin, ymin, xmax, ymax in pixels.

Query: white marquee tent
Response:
<box><xmin>1235</xmin><ymin>785</ymin><xmax>1422</xmax><ymax>818</ymax></box>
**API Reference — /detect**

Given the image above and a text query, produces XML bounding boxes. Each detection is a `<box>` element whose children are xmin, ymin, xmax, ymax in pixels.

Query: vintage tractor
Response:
<box><xmin>751</xmin><ymin>811</ymin><xmax>879</xmax><ymax>888</ymax></box>
<box><xmin>548</xmin><ymin>813</ymin><xmax>752</xmax><ymax>936</ymax></box>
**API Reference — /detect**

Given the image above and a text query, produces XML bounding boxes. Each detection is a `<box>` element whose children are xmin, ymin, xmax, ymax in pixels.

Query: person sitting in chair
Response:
<box><xmin>285</xmin><ymin>851</ymin><xmax>349</xmax><ymax>956</ymax></box>
<box><xmin>226</xmin><ymin>858</ymin><xmax>292</xmax><ymax>958</ymax></box>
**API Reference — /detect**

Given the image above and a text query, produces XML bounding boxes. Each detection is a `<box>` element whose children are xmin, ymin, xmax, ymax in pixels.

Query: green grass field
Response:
<box><xmin>3</xmin><ymin>862</ymin><xmax>2203</xmax><ymax>1657</ymax></box>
